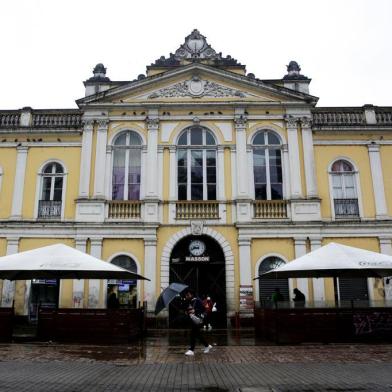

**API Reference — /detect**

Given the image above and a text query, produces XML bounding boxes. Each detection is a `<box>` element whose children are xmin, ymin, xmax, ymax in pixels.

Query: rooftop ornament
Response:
<box><xmin>283</xmin><ymin>60</ymin><xmax>309</xmax><ymax>80</ymax></box>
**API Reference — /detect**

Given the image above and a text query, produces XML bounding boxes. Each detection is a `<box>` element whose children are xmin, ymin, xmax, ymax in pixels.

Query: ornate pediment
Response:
<box><xmin>148</xmin><ymin>76</ymin><xmax>248</xmax><ymax>99</ymax></box>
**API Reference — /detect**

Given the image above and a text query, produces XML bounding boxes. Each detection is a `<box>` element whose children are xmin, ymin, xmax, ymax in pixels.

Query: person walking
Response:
<box><xmin>202</xmin><ymin>296</ymin><xmax>213</xmax><ymax>330</ymax></box>
<box><xmin>183</xmin><ymin>289</ymin><xmax>212</xmax><ymax>356</ymax></box>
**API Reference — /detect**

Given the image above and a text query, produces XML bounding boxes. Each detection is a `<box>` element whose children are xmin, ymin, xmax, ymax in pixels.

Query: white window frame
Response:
<box><xmin>34</xmin><ymin>160</ymin><xmax>67</xmax><ymax>220</ymax></box>
<box><xmin>328</xmin><ymin>157</ymin><xmax>364</xmax><ymax>219</ymax></box>
<box><xmin>252</xmin><ymin>130</ymin><xmax>284</xmax><ymax>200</ymax></box>
<box><xmin>111</xmin><ymin>131</ymin><xmax>142</xmax><ymax>201</ymax></box>
<box><xmin>177</xmin><ymin>127</ymin><xmax>217</xmax><ymax>201</ymax></box>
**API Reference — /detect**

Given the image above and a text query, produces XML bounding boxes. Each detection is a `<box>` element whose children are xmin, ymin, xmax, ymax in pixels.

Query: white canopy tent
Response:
<box><xmin>0</xmin><ymin>244</ymin><xmax>149</xmax><ymax>280</ymax></box>
<box><xmin>259</xmin><ymin>242</ymin><xmax>392</xmax><ymax>279</ymax></box>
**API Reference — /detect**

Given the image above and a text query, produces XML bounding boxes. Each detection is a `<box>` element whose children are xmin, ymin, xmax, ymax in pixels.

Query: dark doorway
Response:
<box><xmin>29</xmin><ymin>279</ymin><xmax>59</xmax><ymax>321</ymax></box>
<box><xmin>169</xmin><ymin>235</ymin><xmax>227</xmax><ymax>328</ymax></box>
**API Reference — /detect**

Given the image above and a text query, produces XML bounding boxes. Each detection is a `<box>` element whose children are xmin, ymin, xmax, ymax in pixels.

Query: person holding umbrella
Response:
<box><xmin>183</xmin><ymin>289</ymin><xmax>212</xmax><ymax>356</ymax></box>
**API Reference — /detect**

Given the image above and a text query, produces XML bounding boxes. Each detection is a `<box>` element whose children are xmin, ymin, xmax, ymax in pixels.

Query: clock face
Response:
<box><xmin>187</xmin><ymin>38</ymin><xmax>204</xmax><ymax>52</ymax></box>
<box><xmin>189</xmin><ymin>240</ymin><xmax>206</xmax><ymax>256</ymax></box>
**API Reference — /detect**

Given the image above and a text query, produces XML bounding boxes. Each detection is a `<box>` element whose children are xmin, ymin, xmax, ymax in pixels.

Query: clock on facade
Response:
<box><xmin>189</xmin><ymin>240</ymin><xmax>206</xmax><ymax>256</ymax></box>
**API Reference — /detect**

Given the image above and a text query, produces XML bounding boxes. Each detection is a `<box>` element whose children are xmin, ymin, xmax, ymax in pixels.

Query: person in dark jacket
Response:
<box><xmin>183</xmin><ymin>289</ymin><xmax>212</xmax><ymax>356</ymax></box>
<box><xmin>107</xmin><ymin>288</ymin><xmax>120</xmax><ymax>309</ymax></box>
<box><xmin>293</xmin><ymin>288</ymin><xmax>306</xmax><ymax>308</ymax></box>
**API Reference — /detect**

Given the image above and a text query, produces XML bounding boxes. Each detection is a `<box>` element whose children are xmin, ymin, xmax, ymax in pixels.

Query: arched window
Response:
<box><xmin>112</xmin><ymin>131</ymin><xmax>142</xmax><ymax>200</ymax></box>
<box><xmin>38</xmin><ymin>162</ymin><xmax>64</xmax><ymax>219</ymax></box>
<box><xmin>258</xmin><ymin>256</ymin><xmax>289</xmax><ymax>303</ymax></box>
<box><xmin>330</xmin><ymin>160</ymin><xmax>359</xmax><ymax>218</ymax></box>
<box><xmin>108</xmin><ymin>255</ymin><xmax>138</xmax><ymax>308</ymax></box>
<box><xmin>177</xmin><ymin>126</ymin><xmax>216</xmax><ymax>200</ymax></box>
<box><xmin>252</xmin><ymin>131</ymin><xmax>283</xmax><ymax>200</ymax></box>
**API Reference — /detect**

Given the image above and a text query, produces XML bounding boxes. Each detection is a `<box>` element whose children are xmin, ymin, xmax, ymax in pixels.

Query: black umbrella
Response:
<box><xmin>155</xmin><ymin>283</ymin><xmax>188</xmax><ymax>315</ymax></box>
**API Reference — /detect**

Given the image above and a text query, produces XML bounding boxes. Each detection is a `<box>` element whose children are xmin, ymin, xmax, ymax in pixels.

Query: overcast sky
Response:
<box><xmin>1</xmin><ymin>0</ymin><xmax>391</xmax><ymax>109</ymax></box>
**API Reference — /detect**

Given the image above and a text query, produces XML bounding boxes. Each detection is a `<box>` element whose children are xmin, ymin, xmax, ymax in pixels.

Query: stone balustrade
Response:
<box><xmin>312</xmin><ymin>109</ymin><xmax>365</xmax><ymax>126</ymax></box>
<box><xmin>176</xmin><ymin>201</ymin><xmax>220</xmax><ymax>219</ymax></box>
<box><xmin>32</xmin><ymin>111</ymin><xmax>82</xmax><ymax>128</ymax></box>
<box><xmin>108</xmin><ymin>201</ymin><xmax>142</xmax><ymax>219</ymax></box>
<box><xmin>253</xmin><ymin>200</ymin><xmax>288</xmax><ymax>219</ymax></box>
<box><xmin>0</xmin><ymin>112</ymin><xmax>20</xmax><ymax>128</ymax></box>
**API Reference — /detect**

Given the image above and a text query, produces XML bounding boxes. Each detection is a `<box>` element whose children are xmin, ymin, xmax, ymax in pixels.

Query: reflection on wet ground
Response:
<box><xmin>1</xmin><ymin>328</ymin><xmax>392</xmax><ymax>366</ymax></box>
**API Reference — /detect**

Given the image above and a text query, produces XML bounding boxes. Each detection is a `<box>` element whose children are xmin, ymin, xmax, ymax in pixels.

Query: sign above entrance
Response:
<box><xmin>185</xmin><ymin>240</ymin><xmax>210</xmax><ymax>262</ymax></box>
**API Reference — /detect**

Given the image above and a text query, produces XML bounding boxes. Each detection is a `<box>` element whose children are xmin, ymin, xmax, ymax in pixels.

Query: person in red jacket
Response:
<box><xmin>202</xmin><ymin>295</ymin><xmax>213</xmax><ymax>330</ymax></box>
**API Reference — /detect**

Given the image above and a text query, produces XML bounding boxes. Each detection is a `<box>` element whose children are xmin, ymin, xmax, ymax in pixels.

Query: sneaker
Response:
<box><xmin>203</xmin><ymin>325</ymin><xmax>207</xmax><ymax>330</ymax></box>
<box><xmin>208</xmin><ymin>324</ymin><xmax>212</xmax><ymax>331</ymax></box>
<box><xmin>203</xmin><ymin>345</ymin><xmax>213</xmax><ymax>354</ymax></box>
<box><xmin>185</xmin><ymin>350</ymin><xmax>194</xmax><ymax>356</ymax></box>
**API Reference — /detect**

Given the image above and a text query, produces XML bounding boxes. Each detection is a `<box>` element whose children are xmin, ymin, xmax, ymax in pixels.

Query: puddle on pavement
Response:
<box><xmin>58</xmin><ymin>345</ymin><xmax>146</xmax><ymax>362</ymax></box>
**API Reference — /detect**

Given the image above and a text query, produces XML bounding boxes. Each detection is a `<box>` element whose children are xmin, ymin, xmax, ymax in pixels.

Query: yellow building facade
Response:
<box><xmin>1</xmin><ymin>30</ymin><xmax>392</xmax><ymax>323</ymax></box>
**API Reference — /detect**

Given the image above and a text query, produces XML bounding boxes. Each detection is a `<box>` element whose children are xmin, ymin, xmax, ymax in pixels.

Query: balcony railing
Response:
<box><xmin>0</xmin><ymin>112</ymin><xmax>20</xmax><ymax>128</ymax></box>
<box><xmin>253</xmin><ymin>200</ymin><xmax>288</xmax><ymax>219</ymax></box>
<box><xmin>108</xmin><ymin>201</ymin><xmax>141</xmax><ymax>219</ymax></box>
<box><xmin>176</xmin><ymin>201</ymin><xmax>220</xmax><ymax>219</ymax></box>
<box><xmin>312</xmin><ymin>110</ymin><xmax>365</xmax><ymax>126</ymax></box>
<box><xmin>334</xmin><ymin>198</ymin><xmax>360</xmax><ymax>219</ymax></box>
<box><xmin>375</xmin><ymin>110</ymin><xmax>392</xmax><ymax>125</ymax></box>
<box><xmin>32</xmin><ymin>112</ymin><xmax>82</xmax><ymax>128</ymax></box>
<box><xmin>38</xmin><ymin>200</ymin><xmax>62</xmax><ymax>219</ymax></box>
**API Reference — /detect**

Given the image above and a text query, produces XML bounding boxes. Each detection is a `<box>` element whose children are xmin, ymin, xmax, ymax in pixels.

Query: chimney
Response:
<box><xmin>282</xmin><ymin>61</ymin><xmax>311</xmax><ymax>94</ymax></box>
<box><xmin>84</xmin><ymin>63</ymin><xmax>111</xmax><ymax>97</ymax></box>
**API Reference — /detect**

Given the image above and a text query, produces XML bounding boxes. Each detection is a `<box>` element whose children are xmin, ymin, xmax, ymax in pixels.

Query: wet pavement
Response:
<box><xmin>0</xmin><ymin>329</ymin><xmax>392</xmax><ymax>391</ymax></box>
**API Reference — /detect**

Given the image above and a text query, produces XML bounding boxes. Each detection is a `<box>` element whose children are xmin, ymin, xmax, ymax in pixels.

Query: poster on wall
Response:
<box><xmin>239</xmin><ymin>285</ymin><xmax>254</xmax><ymax>313</ymax></box>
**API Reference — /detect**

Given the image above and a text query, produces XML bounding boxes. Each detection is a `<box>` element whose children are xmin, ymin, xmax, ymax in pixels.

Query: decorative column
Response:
<box><xmin>168</xmin><ymin>146</ymin><xmax>177</xmax><ymax>201</ymax></box>
<box><xmin>238</xmin><ymin>238</ymin><xmax>252</xmax><ymax>286</ymax></box>
<box><xmin>282</xmin><ymin>144</ymin><xmax>291</xmax><ymax>200</ymax></box>
<box><xmin>145</xmin><ymin>111</ymin><xmax>159</xmax><ymax>199</ymax></box>
<box><xmin>379</xmin><ymin>237</ymin><xmax>392</xmax><ymax>301</ymax></box>
<box><xmin>93</xmin><ymin>120</ymin><xmax>109</xmax><ymax>198</ymax></box>
<box><xmin>368</xmin><ymin>143</ymin><xmax>388</xmax><ymax>219</ymax></box>
<box><xmin>217</xmin><ymin>146</ymin><xmax>226</xmax><ymax>200</ymax></box>
<box><xmin>10</xmin><ymin>146</ymin><xmax>28</xmax><ymax>219</ymax></box>
<box><xmin>88</xmin><ymin>238</ymin><xmax>103</xmax><ymax>308</ymax></box>
<box><xmin>144</xmin><ymin>110</ymin><xmax>160</xmax><ymax>222</ymax></box>
<box><xmin>234</xmin><ymin>109</ymin><xmax>251</xmax><ymax>222</ymax></box>
<box><xmin>144</xmin><ymin>238</ymin><xmax>157</xmax><ymax>312</ymax></box>
<box><xmin>104</xmin><ymin>145</ymin><xmax>112</xmax><ymax>199</ymax></box>
<box><xmin>78</xmin><ymin>120</ymin><xmax>94</xmax><ymax>198</ymax></box>
<box><xmin>73</xmin><ymin>238</ymin><xmax>87</xmax><ymax>308</ymax></box>
<box><xmin>285</xmin><ymin>116</ymin><xmax>302</xmax><ymax>199</ymax></box>
<box><xmin>301</xmin><ymin>117</ymin><xmax>318</xmax><ymax>198</ymax></box>
<box><xmin>310</xmin><ymin>238</ymin><xmax>324</xmax><ymax>302</ymax></box>
<box><xmin>1</xmin><ymin>238</ymin><xmax>19</xmax><ymax>307</ymax></box>
<box><xmin>294</xmin><ymin>238</ymin><xmax>309</xmax><ymax>298</ymax></box>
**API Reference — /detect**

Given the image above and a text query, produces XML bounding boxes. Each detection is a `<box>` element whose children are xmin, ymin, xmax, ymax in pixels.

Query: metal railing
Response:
<box><xmin>334</xmin><ymin>198</ymin><xmax>360</xmax><ymax>218</ymax></box>
<box><xmin>176</xmin><ymin>201</ymin><xmax>220</xmax><ymax>219</ymax></box>
<box><xmin>38</xmin><ymin>200</ymin><xmax>62</xmax><ymax>219</ymax></box>
<box><xmin>108</xmin><ymin>200</ymin><xmax>141</xmax><ymax>219</ymax></box>
<box><xmin>254</xmin><ymin>200</ymin><xmax>288</xmax><ymax>219</ymax></box>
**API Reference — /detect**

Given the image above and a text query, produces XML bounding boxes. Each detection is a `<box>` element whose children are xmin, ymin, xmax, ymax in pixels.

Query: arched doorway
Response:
<box><xmin>169</xmin><ymin>235</ymin><xmax>227</xmax><ymax>327</ymax></box>
<box><xmin>107</xmin><ymin>255</ymin><xmax>138</xmax><ymax>308</ymax></box>
<box><xmin>258</xmin><ymin>256</ymin><xmax>289</xmax><ymax>305</ymax></box>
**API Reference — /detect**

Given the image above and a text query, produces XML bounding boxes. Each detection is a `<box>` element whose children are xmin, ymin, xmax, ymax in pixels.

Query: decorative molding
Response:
<box><xmin>148</xmin><ymin>76</ymin><xmax>247</xmax><ymax>99</ymax></box>
<box><xmin>300</xmin><ymin>116</ymin><xmax>312</xmax><ymax>128</ymax></box>
<box><xmin>284</xmin><ymin>115</ymin><xmax>299</xmax><ymax>128</ymax></box>
<box><xmin>146</xmin><ymin>117</ymin><xmax>159</xmax><ymax>129</ymax></box>
<box><xmin>190</xmin><ymin>221</ymin><xmax>203</xmax><ymax>235</ymax></box>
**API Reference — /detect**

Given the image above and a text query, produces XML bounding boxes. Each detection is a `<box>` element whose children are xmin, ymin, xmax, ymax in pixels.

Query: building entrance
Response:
<box><xmin>169</xmin><ymin>235</ymin><xmax>226</xmax><ymax>328</ymax></box>
<box><xmin>29</xmin><ymin>279</ymin><xmax>59</xmax><ymax>321</ymax></box>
